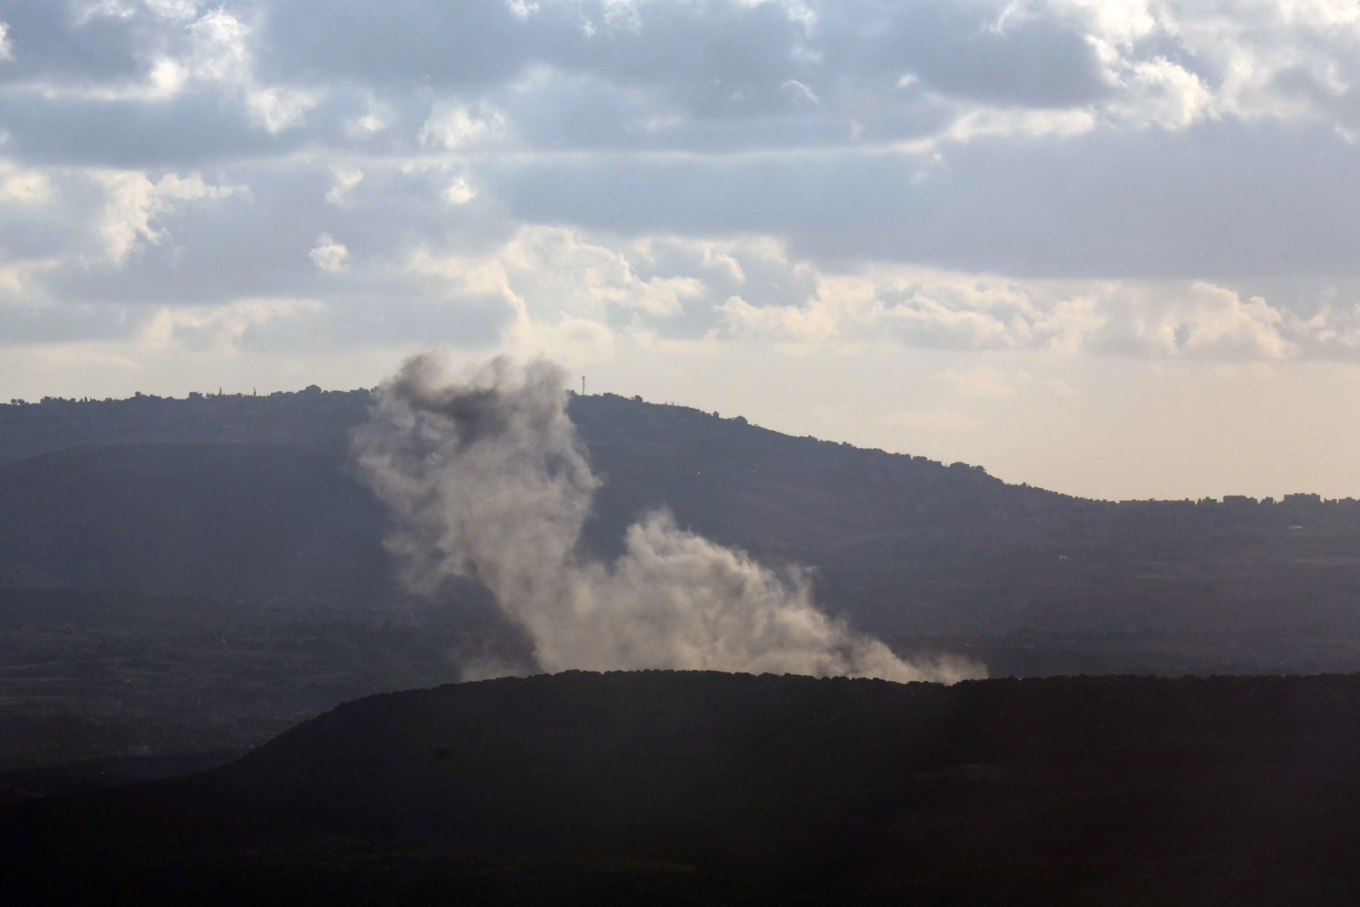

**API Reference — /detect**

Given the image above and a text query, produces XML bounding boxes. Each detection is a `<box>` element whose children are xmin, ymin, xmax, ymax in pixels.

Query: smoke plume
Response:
<box><xmin>353</xmin><ymin>354</ymin><xmax>985</xmax><ymax>684</ymax></box>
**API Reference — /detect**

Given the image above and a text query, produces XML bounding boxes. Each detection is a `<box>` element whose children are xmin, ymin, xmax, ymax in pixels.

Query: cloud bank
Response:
<box><xmin>1</xmin><ymin>1</ymin><xmax>1360</xmax><ymax>361</ymax></box>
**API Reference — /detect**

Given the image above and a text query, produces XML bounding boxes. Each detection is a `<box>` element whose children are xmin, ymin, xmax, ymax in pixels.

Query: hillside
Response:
<box><xmin>0</xmin><ymin>444</ymin><xmax>388</xmax><ymax>601</ymax></box>
<box><xmin>3</xmin><ymin>390</ymin><xmax>1360</xmax><ymax>673</ymax></box>
<box><xmin>4</xmin><ymin>388</ymin><xmax>1360</xmax><ymax>771</ymax></box>
<box><xmin>8</xmin><ymin>669</ymin><xmax>1360</xmax><ymax>905</ymax></box>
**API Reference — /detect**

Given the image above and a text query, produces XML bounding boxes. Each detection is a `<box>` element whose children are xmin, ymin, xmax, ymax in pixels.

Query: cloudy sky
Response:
<box><xmin>3</xmin><ymin>0</ymin><xmax>1360</xmax><ymax>500</ymax></box>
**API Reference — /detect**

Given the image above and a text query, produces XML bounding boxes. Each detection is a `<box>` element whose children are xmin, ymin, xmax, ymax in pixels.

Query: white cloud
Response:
<box><xmin>325</xmin><ymin>165</ymin><xmax>364</xmax><ymax>205</ymax></box>
<box><xmin>26</xmin><ymin>6</ymin><xmax>320</xmax><ymax>128</ymax></box>
<box><xmin>182</xmin><ymin>8</ymin><xmax>251</xmax><ymax>86</ymax></box>
<box><xmin>1050</xmin><ymin>0</ymin><xmax>1360</xmax><ymax>132</ymax></box>
<box><xmin>712</xmin><ymin>260</ymin><xmax>1338</xmax><ymax>361</ymax></box>
<box><xmin>718</xmin><ymin>266</ymin><xmax>1079</xmax><ymax>350</ymax></box>
<box><xmin>503</xmin><ymin>308</ymin><xmax>618</xmax><ymax>363</ymax></box>
<box><xmin>408</xmin><ymin>247</ymin><xmax>514</xmax><ymax>296</ymax></box>
<box><xmin>344</xmin><ymin>93</ymin><xmax>395</xmax><ymax>136</ymax></box>
<box><xmin>183</xmin><ymin>9</ymin><xmax>320</xmax><ymax>131</ymax></box>
<box><xmin>72</xmin><ymin>2</ymin><xmax>138</xmax><ymax>25</ymax></box>
<box><xmin>92</xmin><ymin>170</ymin><xmax>244</xmax><ymax>265</ymax></box>
<box><xmin>1093</xmin><ymin>281</ymin><xmax>1297</xmax><ymax>359</ymax></box>
<box><xmin>11</xmin><ymin>4</ymin><xmax>1360</xmax><ymax>371</ymax></box>
<box><xmin>245</xmin><ymin>84</ymin><xmax>322</xmax><ymax>133</ymax></box>
<box><xmin>412</xmin><ymin>226</ymin><xmax>705</xmax><ymax>321</ymax></box>
<box><xmin>443</xmin><ymin>175</ymin><xmax>476</xmax><ymax>205</ymax></box>
<box><xmin>309</xmin><ymin>233</ymin><xmax>350</xmax><ymax>273</ymax></box>
<box><xmin>144</xmin><ymin>0</ymin><xmax>202</xmax><ymax>20</ymax></box>
<box><xmin>1098</xmin><ymin>52</ymin><xmax>1216</xmax><ymax>130</ymax></box>
<box><xmin>399</xmin><ymin>228</ymin><xmax>1359</xmax><ymax>363</ymax></box>
<box><xmin>20</xmin><ymin>0</ymin><xmax>1360</xmax><ymax>160</ymax></box>
<box><xmin>0</xmin><ymin>259</ymin><xmax>60</xmax><ymax>305</ymax></box>
<box><xmin>780</xmin><ymin>79</ymin><xmax>819</xmax><ymax>104</ymax></box>
<box><xmin>506</xmin><ymin>0</ymin><xmax>540</xmax><ymax>21</ymax></box>
<box><xmin>418</xmin><ymin>101</ymin><xmax>508</xmax><ymax>150</ymax></box>
<box><xmin>140</xmin><ymin>297</ymin><xmax>322</xmax><ymax>352</ymax></box>
<box><xmin>0</xmin><ymin>22</ymin><xmax>13</xmax><ymax>62</ymax></box>
<box><xmin>902</xmin><ymin>103</ymin><xmax>1098</xmax><ymax>150</ymax></box>
<box><xmin>499</xmin><ymin>226</ymin><xmax>704</xmax><ymax>318</ymax></box>
<box><xmin>601</xmin><ymin>0</ymin><xmax>643</xmax><ymax>32</ymax></box>
<box><xmin>407</xmin><ymin>1</ymin><xmax>1360</xmax><ymax>149</ymax></box>
<box><xmin>0</xmin><ymin>161</ymin><xmax>52</xmax><ymax>205</ymax></box>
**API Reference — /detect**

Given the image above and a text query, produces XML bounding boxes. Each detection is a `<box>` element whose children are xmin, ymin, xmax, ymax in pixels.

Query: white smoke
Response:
<box><xmin>353</xmin><ymin>353</ymin><xmax>985</xmax><ymax>684</ymax></box>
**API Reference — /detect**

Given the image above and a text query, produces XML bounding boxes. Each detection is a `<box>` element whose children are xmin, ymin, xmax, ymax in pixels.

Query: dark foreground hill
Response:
<box><xmin>8</xmin><ymin>670</ymin><xmax>1360</xmax><ymax>906</ymax></box>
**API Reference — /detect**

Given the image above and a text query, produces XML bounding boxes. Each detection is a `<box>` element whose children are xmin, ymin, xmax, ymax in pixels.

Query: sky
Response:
<box><xmin>2</xmin><ymin>0</ymin><xmax>1360</xmax><ymax>501</ymax></box>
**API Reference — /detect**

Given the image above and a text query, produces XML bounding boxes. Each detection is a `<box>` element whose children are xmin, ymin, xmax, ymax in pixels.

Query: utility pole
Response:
<box><xmin>581</xmin><ymin>376</ymin><xmax>586</xmax><ymax>396</ymax></box>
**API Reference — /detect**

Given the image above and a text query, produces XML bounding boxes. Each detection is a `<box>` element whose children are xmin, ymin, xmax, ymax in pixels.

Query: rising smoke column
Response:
<box><xmin>353</xmin><ymin>354</ymin><xmax>985</xmax><ymax>684</ymax></box>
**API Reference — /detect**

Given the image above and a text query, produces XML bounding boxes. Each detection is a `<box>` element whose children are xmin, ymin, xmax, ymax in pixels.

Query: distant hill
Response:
<box><xmin>4</xmin><ymin>389</ymin><xmax>1360</xmax><ymax>678</ymax></box>
<box><xmin>0</xmin><ymin>443</ymin><xmax>388</xmax><ymax>601</ymax></box>
<box><xmin>9</xmin><ymin>669</ymin><xmax>1360</xmax><ymax>905</ymax></box>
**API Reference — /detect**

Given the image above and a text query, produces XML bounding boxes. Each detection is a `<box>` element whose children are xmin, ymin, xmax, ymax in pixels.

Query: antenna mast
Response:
<box><xmin>582</xmin><ymin>375</ymin><xmax>586</xmax><ymax>396</ymax></box>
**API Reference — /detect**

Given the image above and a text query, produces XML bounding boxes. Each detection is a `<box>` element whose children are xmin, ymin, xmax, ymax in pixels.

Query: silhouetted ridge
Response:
<box><xmin>10</xmin><ymin>670</ymin><xmax>1360</xmax><ymax>904</ymax></box>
